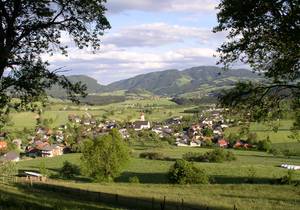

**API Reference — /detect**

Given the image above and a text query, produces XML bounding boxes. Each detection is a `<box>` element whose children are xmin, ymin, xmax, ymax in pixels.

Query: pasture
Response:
<box><xmin>16</xmin><ymin>144</ymin><xmax>300</xmax><ymax>210</ymax></box>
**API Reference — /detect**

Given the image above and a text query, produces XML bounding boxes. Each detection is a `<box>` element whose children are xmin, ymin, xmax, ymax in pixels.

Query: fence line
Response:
<box><xmin>15</xmin><ymin>179</ymin><xmax>237</xmax><ymax>210</ymax></box>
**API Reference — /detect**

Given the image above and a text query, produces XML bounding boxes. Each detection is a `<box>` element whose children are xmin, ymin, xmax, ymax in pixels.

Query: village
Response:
<box><xmin>0</xmin><ymin>108</ymin><xmax>258</xmax><ymax>163</ymax></box>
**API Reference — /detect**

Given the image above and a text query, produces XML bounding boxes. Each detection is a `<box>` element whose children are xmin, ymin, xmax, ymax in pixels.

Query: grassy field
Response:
<box><xmin>5</xmin><ymin>98</ymin><xmax>195</xmax><ymax>131</ymax></box>
<box><xmin>16</xmin><ymin>144</ymin><xmax>300</xmax><ymax>210</ymax></box>
<box><xmin>0</xmin><ymin>184</ymin><xmax>126</xmax><ymax>210</ymax></box>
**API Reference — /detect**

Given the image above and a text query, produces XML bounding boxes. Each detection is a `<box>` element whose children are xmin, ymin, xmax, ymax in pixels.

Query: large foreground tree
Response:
<box><xmin>214</xmin><ymin>0</ymin><xmax>300</xmax><ymax>136</ymax></box>
<box><xmin>0</xmin><ymin>0</ymin><xmax>110</xmax><ymax>127</ymax></box>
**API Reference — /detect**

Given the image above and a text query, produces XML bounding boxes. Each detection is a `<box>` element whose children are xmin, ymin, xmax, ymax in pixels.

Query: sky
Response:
<box><xmin>45</xmin><ymin>0</ymin><xmax>230</xmax><ymax>85</ymax></box>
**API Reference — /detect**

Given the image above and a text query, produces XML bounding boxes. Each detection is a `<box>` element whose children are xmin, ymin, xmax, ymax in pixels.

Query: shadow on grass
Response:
<box><xmin>212</xmin><ymin>175</ymin><xmax>275</xmax><ymax>184</ymax></box>
<box><xmin>220</xmin><ymin>193</ymin><xmax>300</xmax><ymax>206</ymax></box>
<box><xmin>237</xmin><ymin>153</ymin><xmax>300</xmax><ymax>160</ymax></box>
<box><xmin>14</xmin><ymin>182</ymin><xmax>230</xmax><ymax>210</ymax></box>
<box><xmin>115</xmin><ymin>172</ymin><xmax>168</xmax><ymax>184</ymax></box>
<box><xmin>0</xmin><ymin>184</ymin><xmax>116</xmax><ymax>210</ymax></box>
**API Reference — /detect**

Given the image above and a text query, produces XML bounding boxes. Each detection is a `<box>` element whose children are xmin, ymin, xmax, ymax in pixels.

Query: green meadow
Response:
<box><xmin>16</xmin><ymin>144</ymin><xmax>300</xmax><ymax>210</ymax></box>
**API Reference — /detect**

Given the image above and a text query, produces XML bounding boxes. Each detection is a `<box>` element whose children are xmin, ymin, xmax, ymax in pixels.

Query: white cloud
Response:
<box><xmin>106</xmin><ymin>0</ymin><xmax>218</xmax><ymax>13</ymax></box>
<box><xmin>104</xmin><ymin>22</ymin><xmax>226</xmax><ymax>47</ymax></box>
<box><xmin>45</xmin><ymin>43</ymin><xmax>219</xmax><ymax>84</ymax></box>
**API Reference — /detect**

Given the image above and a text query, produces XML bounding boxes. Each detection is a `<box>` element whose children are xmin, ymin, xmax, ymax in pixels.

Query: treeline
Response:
<box><xmin>78</xmin><ymin>95</ymin><xmax>126</xmax><ymax>105</ymax></box>
<box><xmin>171</xmin><ymin>97</ymin><xmax>217</xmax><ymax>105</ymax></box>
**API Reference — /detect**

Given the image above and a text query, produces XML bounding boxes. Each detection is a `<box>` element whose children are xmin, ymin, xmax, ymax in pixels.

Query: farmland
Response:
<box><xmin>15</xmin><ymin>143</ymin><xmax>300</xmax><ymax>210</ymax></box>
<box><xmin>2</xmin><ymin>98</ymin><xmax>300</xmax><ymax>210</ymax></box>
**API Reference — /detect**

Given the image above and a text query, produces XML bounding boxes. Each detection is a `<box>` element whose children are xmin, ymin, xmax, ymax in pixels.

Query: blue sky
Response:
<box><xmin>45</xmin><ymin>0</ymin><xmax>229</xmax><ymax>84</ymax></box>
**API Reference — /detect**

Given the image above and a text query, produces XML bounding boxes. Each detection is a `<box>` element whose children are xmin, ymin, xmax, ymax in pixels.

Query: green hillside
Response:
<box><xmin>105</xmin><ymin>66</ymin><xmax>260</xmax><ymax>96</ymax></box>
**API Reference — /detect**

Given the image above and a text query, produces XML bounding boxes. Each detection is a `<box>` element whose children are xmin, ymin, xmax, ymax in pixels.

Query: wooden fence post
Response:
<box><xmin>152</xmin><ymin>197</ymin><xmax>155</xmax><ymax>210</ymax></box>
<box><xmin>160</xmin><ymin>196</ymin><xmax>166</xmax><ymax>210</ymax></box>
<box><xmin>234</xmin><ymin>204</ymin><xmax>237</xmax><ymax>210</ymax></box>
<box><xmin>115</xmin><ymin>194</ymin><xmax>118</xmax><ymax>203</ymax></box>
<box><xmin>181</xmin><ymin>198</ymin><xmax>184</xmax><ymax>210</ymax></box>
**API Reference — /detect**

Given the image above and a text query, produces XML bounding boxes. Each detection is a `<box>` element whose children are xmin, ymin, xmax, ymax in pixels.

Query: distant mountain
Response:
<box><xmin>48</xmin><ymin>66</ymin><xmax>261</xmax><ymax>100</ymax></box>
<box><xmin>47</xmin><ymin>75</ymin><xmax>105</xmax><ymax>98</ymax></box>
<box><xmin>105</xmin><ymin>66</ymin><xmax>260</xmax><ymax>96</ymax></box>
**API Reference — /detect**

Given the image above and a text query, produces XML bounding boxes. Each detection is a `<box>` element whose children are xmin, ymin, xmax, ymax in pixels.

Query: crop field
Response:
<box><xmin>16</xmin><ymin>144</ymin><xmax>300</xmax><ymax>210</ymax></box>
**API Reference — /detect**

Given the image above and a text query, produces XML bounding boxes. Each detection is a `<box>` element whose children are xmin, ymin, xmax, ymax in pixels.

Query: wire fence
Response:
<box><xmin>15</xmin><ymin>179</ymin><xmax>238</xmax><ymax>210</ymax></box>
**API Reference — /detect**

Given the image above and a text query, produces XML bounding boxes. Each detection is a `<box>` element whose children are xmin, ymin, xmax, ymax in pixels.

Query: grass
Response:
<box><xmin>0</xmin><ymin>184</ymin><xmax>126</xmax><ymax>210</ymax></box>
<box><xmin>15</xmin><ymin>144</ymin><xmax>300</xmax><ymax>210</ymax></box>
<box><xmin>5</xmin><ymin>98</ymin><xmax>194</xmax><ymax>132</ymax></box>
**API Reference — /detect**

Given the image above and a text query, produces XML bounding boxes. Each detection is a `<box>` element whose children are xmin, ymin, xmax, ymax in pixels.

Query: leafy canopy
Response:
<box><xmin>214</xmin><ymin>0</ymin><xmax>300</xmax><ymax>135</ymax></box>
<box><xmin>0</xmin><ymin>0</ymin><xmax>110</xmax><ymax>128</ymax></box>
<box><xmin>81</xmin><ymin>129</ymin><xmax>130</xmax><ymax>182</ymax></box>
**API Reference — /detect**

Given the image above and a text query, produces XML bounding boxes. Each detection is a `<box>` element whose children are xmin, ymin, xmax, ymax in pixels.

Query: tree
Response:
<box><xmin>59</xmin><ymin>161</ymin><xmax>80</xmax><ymax>179</ymax></box>
<box><xmin>81</xmin><ymin>129</ymin><xmax>130</xmax><ymax>182</ymax></box>
<box><xmin>168</xmin><ymin>159</ymin><xmax>209</xmax><ymax>184</ymax></box>
<box><xmin>214</xmin><ymin>1</ymin><xmax>300</xmax><ymax>133</ymax></box>
<box><xmin>0</xmin><ymin>0</ymin><xmax>110</xmax><ymax>128</ymax></box>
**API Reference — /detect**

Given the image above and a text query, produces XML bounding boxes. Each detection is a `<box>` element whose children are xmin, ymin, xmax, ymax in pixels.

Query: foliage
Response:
<box><xmin>139</xmin><ymin>152</ymin><xmax>165</xmax><ymax>160</ymax></box>
<box><xmin>128</xmin><ymin>176</ymin><xmax>140</xmax><ymax>184</ymax></box>
<box><xmin>0</xmin><ymin>161</ymin><xmax>17</xmax><ymax>182</ymax></box>
<box><xmin>277</xmin><ymin>170</ymin><xmax>295</xmax><ymax>185</ymax></box>
<box><xmin>202</xmin><ymin>127</ymin><xmax>213</xmax><ymax>137</ymax></box>
<box><xmin>168</xmin><ymin>159</ymin><xmax>209</xmax><ymax>184</ymax></box>
<box><xmin>183</xmin><ymin>149</ymin><xmax>236</xmax><ymax>163</ymax></box>
<box><xmin>81</xmin><ymin>129</ymin><xmax>130</xmax><ymax>182</ymax></box>
<box><xmin>215</xmin><ymin>0</ymin><xmax>300</xmax><ymax>130</ymax></box>
<box><xmin>0</xmin><ymin>0</ymin><xmax>111</xmax><ymax>128</ymax></box>
<box><xmin>59</xmin><ymin>161</ymin><xmax>80</xmax><ymax>179</ymax></box>
<box><xmin>39</xmin><ymin>161</ymin><xmax>49</xmax><ymax>177</ymax></box>
<box><xmin>226</xmin><ymin>133</ymin><xmax>240</xmax><ymax>146</ymax></box>
<box><xmin>257</xmin><ymin>139</ymin><xmax>272</xmax><ymax>152</ymax></box>
<box><xmin>246</xmin><ymin>133</ymin><xmax>258</xmax><ymax>144</ymax></box>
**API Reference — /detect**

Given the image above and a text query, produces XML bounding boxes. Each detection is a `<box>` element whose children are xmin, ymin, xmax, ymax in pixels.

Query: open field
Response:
<box><xmin>16</xmin><ymin>144</ymin><xmax>300</xmax><ymax>210</ymax></box>
<box><xmin>5</xmin><ymin>98</ymin><xmax>196</xmax><ymax>131</ymax></box>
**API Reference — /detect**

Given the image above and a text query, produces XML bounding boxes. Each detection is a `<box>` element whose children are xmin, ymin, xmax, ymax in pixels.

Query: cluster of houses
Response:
<box><xmin>0</xmin><ymin>108</ymin><xmax>252</xmax><ymax>163</ymax></box>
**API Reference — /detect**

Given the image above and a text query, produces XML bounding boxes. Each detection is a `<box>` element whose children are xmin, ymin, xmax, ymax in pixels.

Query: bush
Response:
<box><xmin>257</xmin><ymin>139</ymin><xmax>272</xmax><ymax>152</ymax></box>
<box><xmin>183</xmin><ymin>149</ymin><xmax>236</xmax><ymax>163</ymax></box>
<box><xmin>268</xmin><ymin>148</ymin><xmax>282</xmax><ymax>156</ymax></box>
<box><xmin>129</xmin><ymin>176</ymin><xmax>140</xmax><ymax>183</ymax></box>
<box><xmin>182</xmin><ymin>152</ymin><xmax>202</xmax><ymax>162</ymax></box>
<box><xmin>277</xmin><ymin>170</ymin><xmax>295</xmax><ymax>185</ymax></box>
<box><xmin>168</xmin><ymin>159</ymin><xmax>209</xmax><ymax>184</ymax></box>
<box><xmin>59</xmin><ymin>161</ymin><xmax>80</xmax><ymax>179</ymax></box>
<box><xmin>139</xmin><ymin>152</ymin><xmax>165</xmax><ymax>160</ymax></box>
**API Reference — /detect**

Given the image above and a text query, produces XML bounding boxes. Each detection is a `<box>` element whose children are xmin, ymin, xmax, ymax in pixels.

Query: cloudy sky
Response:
<box><xmin>46</xmin><ymin>0</ymin><xmax>230</xmax><ymax>85</ymax></box>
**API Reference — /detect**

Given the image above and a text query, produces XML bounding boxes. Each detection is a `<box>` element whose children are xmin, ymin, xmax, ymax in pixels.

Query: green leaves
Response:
<box><xmin>80</xmin><ymin>129</ymin><xmax>130</xmax><ymax>182</ymax></box>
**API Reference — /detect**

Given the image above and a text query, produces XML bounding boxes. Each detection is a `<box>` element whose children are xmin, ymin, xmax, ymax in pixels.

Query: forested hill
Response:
<box><xmin>48</xmin><ymin>66</ymin><xmax>260</xmax><ymax>98</ymax></box>
<box><xmin>105</xmin><ymin>66</ymin><xmax>260</xmax><ymax>96</ymax></box>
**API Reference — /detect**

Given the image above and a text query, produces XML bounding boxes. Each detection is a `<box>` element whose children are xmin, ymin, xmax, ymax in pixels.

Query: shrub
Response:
<box><xmin>257</xmin><ymin>139</ymin><xmax>272</xmax><ymax>152</ymax></box>
<box><xmin>168</xmin><ymin>159</ymin><xmax>209</xmax><ymax>184</ymax></box>
<box><xmin>203</xmin><ymin>149</ymin><xmax>236</xmax><ymax>163</ymax></box>
<box><xmin>183</xmin><ymin>149</ymin><xmax>236</xmax><ymax>163</ymax></box>
<box><xmin>182</xmin><ymin>152</ymin><xmax>202</xmax><ymax>162</ymax></box>
<box><xmin>59</xmin><ymin>161</ymin><xmax>80</xmax><ymax>179</ymax></box>
<box><xmin>139</xmin><ymin>152</ymin><xmax>164</xmax><ymax>160</ymax></box>
<box><xmin>278</xmin><ymin>170</ymin><xmax>295</xmax><ymax>185</ymax></box>
<box><xmin>268</xmin><ymin>148</ymin><xmax>282</xmax><ymax>156</ymax></box>
<box><xmin>129</xmin><ymin>176</ymin><xmax>140</xmax><ymax>183</ymax></box>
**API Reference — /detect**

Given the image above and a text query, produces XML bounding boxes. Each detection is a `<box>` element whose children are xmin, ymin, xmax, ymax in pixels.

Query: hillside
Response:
<box><xmin>47</xmin><ymin>66</ymin><xmax>260</xmax><ymax>100</ymax></box>
<box><xmin>106</xmin><ymin>66</ymin><xmax>260</xmax><ymax>96</ymax></box>
<box><xmin>47</xmin><ymin>75</ymin><xmax>105</xmax><ymax>98</ymax></box>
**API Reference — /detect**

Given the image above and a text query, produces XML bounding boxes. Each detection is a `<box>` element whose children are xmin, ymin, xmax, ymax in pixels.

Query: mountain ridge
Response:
<box><xmin>48</xmin><ymin>66</ymin><xmax>260</xmax><ymax>98</ymax></box>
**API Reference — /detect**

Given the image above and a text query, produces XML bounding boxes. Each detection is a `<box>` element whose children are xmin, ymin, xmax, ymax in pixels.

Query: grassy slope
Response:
<box><xmin>0</xmin><ymin>184</ymin><xmax>125</xmax><ymax>210</ymax></box>
<box><xmin>16</xmin><ymin>145</ymin><xmax>300</xmax><ymax>210</ymax></box>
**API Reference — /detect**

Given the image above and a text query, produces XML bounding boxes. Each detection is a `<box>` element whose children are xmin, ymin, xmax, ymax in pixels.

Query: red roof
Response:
<box><xmin>0</xmin><ymin>141</ymin><xmax>7</xmax><ymax>149</ymax></box>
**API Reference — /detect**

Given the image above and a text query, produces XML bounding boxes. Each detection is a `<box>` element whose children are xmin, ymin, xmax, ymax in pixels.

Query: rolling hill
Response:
<box><xmin>105</xmin><ymin>66</ymin><xmax>260</xmax><ymax>96</ymax></box>
<box><xmin>48</xmin><ymin>66</ymin><xmax>260</xmax><ymax>100</ymax></box>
